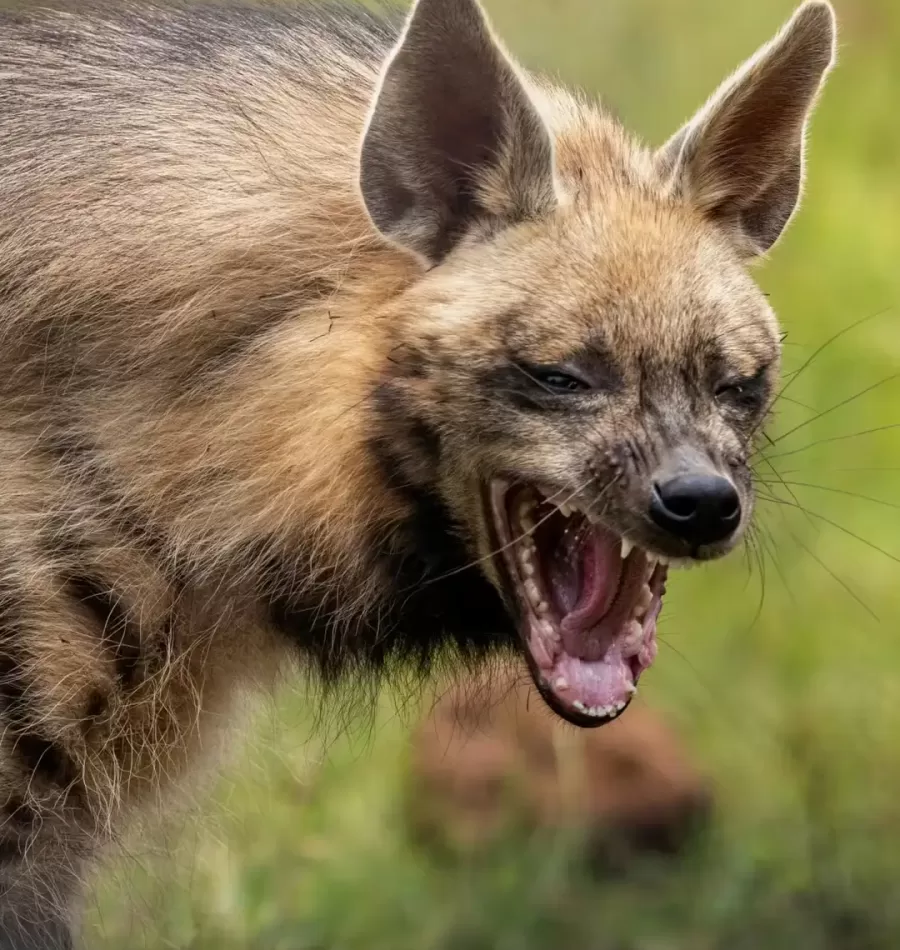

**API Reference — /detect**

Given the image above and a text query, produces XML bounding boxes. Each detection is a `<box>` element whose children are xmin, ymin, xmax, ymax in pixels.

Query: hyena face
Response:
<box><xmin>361</xmin><ymin>0</ymin><xmax>834</xmax><ymax>727</ymax></box>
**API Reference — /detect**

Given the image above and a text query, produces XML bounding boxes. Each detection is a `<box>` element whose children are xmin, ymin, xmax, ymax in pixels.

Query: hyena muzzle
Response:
<box><xmin>0</xmin><ymin>0</ymin><xmax>834</xmax><ymax>945</ymax></box>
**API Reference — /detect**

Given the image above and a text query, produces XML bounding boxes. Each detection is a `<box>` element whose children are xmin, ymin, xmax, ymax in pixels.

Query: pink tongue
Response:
<box><xmin>559</xmin><ymin>530</ymin><xmax>621</xmax><ymax>636</ymax></box>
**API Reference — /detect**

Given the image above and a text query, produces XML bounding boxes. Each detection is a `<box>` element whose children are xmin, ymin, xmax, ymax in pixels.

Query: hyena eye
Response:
<box><xmin>714</xmin><ymin>367</ymin><xmax>770</xmax><ymax>413</ymax></box>
<box><xmin>525</xmin><ymin>365</ymin><xmax>593</xmax><ymax>395</ymax></box>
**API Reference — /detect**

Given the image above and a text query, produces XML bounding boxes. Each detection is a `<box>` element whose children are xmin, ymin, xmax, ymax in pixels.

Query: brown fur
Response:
<box><xmin>0</xmin><ymin>0</ymin><xmax>834</xmax><ymax>945</ymax></box>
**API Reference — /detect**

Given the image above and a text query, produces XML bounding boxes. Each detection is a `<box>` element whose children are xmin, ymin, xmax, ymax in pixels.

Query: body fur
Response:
<box><xmin>0</xmin><ymin>1</ymin><xmax>835</xmax><ymax>945</ymax></box>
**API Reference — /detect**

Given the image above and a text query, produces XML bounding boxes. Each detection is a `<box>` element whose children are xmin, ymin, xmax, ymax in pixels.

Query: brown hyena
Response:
<box><xmin>0</xmin><ymin>0</ymin><xmax>834</xmax><ymax>945</ymax></box>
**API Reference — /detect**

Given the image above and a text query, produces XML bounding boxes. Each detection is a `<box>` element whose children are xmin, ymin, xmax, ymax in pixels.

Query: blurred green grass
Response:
<box><xmin>80</xmin><ymin>0</ymin><xmax>900</xmax><ymax>947</ymax></box>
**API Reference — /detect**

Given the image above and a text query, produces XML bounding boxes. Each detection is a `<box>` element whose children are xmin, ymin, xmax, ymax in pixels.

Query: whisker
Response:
<box><xmin>754</xmin><ymin>479</ymin><xmax>900</xmax><ymax>511</ymax></box>
<box><xmin>770</xmin><ymin>393</ymin><xmax>818</xmax><ymax>413</ymax></box>
<box><xmin>758</xmin><ymin>371</ymin><xmax>900</xmax><ymax>452</ymax></box>
<box><xmin>782</xmin><ymin>523</ymin><xmax>879</xmax><ymax>622</ymax></box>
<box><xmin>740</xmin><ymin>527</ymin><xmax>768</xmax><ymax>631</ymax></box>
<box><xmin>775</xmin><ymin>306</ymin><xmax>892</xmax><ymax>403</ymax></box>
<box><xmin>757</xmin><ymin>423</ymin><xmax>900</xmax><ymax>465</ymax></box>
<box><xmin>779</xmin><ymin>465</ymin><xmax>900</xmax><ymax>476</ymax></box>
<box><xmin>755</xmin><ymin>518</ymin><xmax>796</xmax><ymax>606</ymax></box>
<box><xmin>756</xmin><ymin>495</ymin><xmax>900</xmax><ymax>568</ymax></box>
<box><xmin>756</xmin><ymin>455</ymin><xmax>818</xmax><ymax>534</ymax></box>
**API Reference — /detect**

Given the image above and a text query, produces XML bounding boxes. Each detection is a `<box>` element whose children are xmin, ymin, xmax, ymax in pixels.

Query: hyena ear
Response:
<box><xmin>359</xmin><ymin>0</ymin><xmax>557</xmax><ymax>265</ymax></box>
<box><xmin>658</xmin><ymin>1</ymin><xmax>836</xmax><ymax>257</ymax></box>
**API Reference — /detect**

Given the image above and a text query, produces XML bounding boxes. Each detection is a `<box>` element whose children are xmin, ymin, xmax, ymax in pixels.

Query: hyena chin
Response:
<box><xmin>0</xmin><ymin>0</ymin><xmax>834</xmax><ymax>942</ymax></box>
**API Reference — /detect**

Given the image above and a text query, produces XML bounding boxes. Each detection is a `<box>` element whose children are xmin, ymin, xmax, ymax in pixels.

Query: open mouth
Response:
<box><xmin>489</xmin><ymin>481</ymin><xmax>669</xmax><ymax>728</ymax></box>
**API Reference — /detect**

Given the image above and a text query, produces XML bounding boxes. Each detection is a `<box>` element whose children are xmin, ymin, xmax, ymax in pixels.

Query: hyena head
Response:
<box><xmin>360</xmin><ymin>0</ymin><xmax>835</xmax><ymax>726</ymax></box>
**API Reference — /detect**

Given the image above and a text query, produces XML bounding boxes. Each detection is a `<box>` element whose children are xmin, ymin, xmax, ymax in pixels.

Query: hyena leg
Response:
<box><xmin>0</xmin><ymin>843</ymin><xmax>86</xmax><ymax>950</ymax></box>
<box><xmin>0</xmin><ymin>917</ymin><xmax>72</xmax><ymax>950</ymax></box>
<box><xmin>0</xmin><ymin>535</ymin><xmax>184</xmax><ymax>948</ymax></box>
<box><xmin>0</xmin><ymin>762</ymin><xmax>97</xmax><ymax>949</ymax></box>
<box><xmin>0</xmin><ymin>890</ymin><xmax>75</xmax><ymax>950</ymax></box>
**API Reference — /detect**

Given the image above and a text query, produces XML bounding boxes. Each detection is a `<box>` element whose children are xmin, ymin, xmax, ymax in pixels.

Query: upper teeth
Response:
<box><xmin>620</xmin><ymin>538</ymin><xmax>634</xmax><ymax>560</ymax></box>
<box><xmin>518</xmin><ymin>544</ymin><xmax>554</xmax><ymax>622</ymax></box>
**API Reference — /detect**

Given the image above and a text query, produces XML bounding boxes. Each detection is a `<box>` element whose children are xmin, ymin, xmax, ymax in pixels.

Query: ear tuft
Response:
<box><xmin>359</xmin><ymin>0</ymin><xmax>557</xmax><ymax>265</ymax></box>
<box><xmin>659</xmin><ymin>0</ymin><xmax>837</xmax><ymax>256</ymax></box>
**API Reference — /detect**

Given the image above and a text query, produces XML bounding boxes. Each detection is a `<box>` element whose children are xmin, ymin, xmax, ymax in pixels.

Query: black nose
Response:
<box><xmin>649</xmin><ymin>473</ymin><xmax>741</xmax><ymax>546</ymax></box>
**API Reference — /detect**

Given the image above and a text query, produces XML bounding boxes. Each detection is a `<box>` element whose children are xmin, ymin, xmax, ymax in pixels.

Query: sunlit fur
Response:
<box><xmin>0</xmin><ymin>0</ymin><xmax>833</xmax><ymax>943</ymax></box>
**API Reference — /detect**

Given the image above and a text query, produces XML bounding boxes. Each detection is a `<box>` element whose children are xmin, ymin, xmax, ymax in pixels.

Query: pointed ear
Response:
<box><xmin>359</xmin><ymin>0</ymin><xmax>557</xmax><ymax>265</ymax></box>
<box><xmin>658</xmin><ymin>1</ymin><xmax>836</xmax><ymax>256</ymax></box>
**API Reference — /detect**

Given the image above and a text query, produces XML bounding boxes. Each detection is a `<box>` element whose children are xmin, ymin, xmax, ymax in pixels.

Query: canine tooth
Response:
<box><xmin>620</xmin><ymin>538</ymin><xmax>634</xmax><ymax>560</ymax></box>
<box><xmin>623</xmin><ymin>620</ymin><xmax>644</xmax><ymax>652</ymax></box>
<box><xmin>636</xmin><ymin>585</ymin><xmax>653</xmax><ymax>617</ymax></box>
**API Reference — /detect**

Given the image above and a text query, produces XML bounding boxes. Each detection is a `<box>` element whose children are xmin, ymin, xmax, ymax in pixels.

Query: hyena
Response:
<box><xmin>0</xmin><ymin>0</ymin><xmax>834</xmax><ymax>945</ymax></box>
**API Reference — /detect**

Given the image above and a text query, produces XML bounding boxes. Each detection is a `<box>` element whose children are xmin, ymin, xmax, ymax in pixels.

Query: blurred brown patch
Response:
<box><xmin>407</xmin><ymin>663</ymin><xmax>712</xmax><ymax>867</ymax></box>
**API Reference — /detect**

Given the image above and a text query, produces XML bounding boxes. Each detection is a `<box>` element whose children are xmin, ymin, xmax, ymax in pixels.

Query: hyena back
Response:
<box><xmin>0</xmin><ymin>0</ymin><xmax>834</xmax><ymax>945</ymax></box>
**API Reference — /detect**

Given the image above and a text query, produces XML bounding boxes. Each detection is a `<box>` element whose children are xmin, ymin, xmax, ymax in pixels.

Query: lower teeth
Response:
<box><xmin>573</xmin><ymin>699</ymin><xmax>628</xmax><ymax>719</ymax></box>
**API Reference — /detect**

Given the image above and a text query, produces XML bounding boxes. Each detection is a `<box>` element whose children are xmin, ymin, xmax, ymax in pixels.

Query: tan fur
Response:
<box><xmin>0</xmin><ymin>1</ymin><xmax>834</xmax><ymax>944</ymax></box>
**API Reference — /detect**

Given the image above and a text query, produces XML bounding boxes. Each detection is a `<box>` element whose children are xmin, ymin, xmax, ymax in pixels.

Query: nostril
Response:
<box><xmin>650</xmin><ymin>473</ymin><xmax>742</xmax><ymax>546</ymax></box>
<box><xmin>719</xmin><ymin>492</ymin><xmax>741</xmax><ymax>523</ymax></box>
<box><xmin>652</xmin><ymin>483</ymin><xmax>696</xmax><ymax>520</ymax></box>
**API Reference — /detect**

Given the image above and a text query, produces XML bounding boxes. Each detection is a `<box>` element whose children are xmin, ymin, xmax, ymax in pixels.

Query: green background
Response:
<box><xmin>81</xmin><ymin>1</ymin><xmax>900</xmax><ymax>947</ymax></box>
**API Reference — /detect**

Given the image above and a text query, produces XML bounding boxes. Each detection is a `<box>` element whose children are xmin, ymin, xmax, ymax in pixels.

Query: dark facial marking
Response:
<box><xmin>1</xmin><ymin>797</ymin><xmax>37</xmax><ymax>831</ymax></box>
<box><xmin>265</xmin><ymin>480</ymin><xmax>513</xmax><ymax>681</ymax></box>
<box><xmin>714</xmin><ymin>360</ymin><xmax>775</xmax><ymax>431</ymax></box>
<box><xmin>67</xmin><ymin>575</ymin><xmax>143</xmax><ymax>690</ymax></box>
<box><xmin>0</xmin><ymin>584</ymin><xmax>84</xmax><ymax>806</ymax></box>
<box><xmin>484</xmin><ymin>341</ymin><xmax>624</xmax><ymax>412</ymax></box>
<box><xmin>83</xmin><ymin>689</ymin><xmax>109</xmax><ymax>724</ymax></box>
<box><xmin>370</xmin><ymin>381</ymin><xmax>442</xmax><ymax>488</ymax></box>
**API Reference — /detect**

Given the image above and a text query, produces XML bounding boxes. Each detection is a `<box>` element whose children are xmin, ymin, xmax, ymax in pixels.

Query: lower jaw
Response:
<box><xmin>521</xmin><ymin>581</ymin><xmax>664</xmax><ymax>727</ymax></box>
